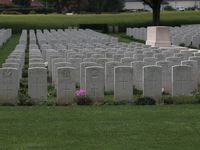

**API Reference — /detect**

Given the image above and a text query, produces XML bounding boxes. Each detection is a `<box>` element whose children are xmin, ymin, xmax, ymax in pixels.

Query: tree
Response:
<box><xmin>104</xmin><ymin>0</ymin><xmax>125</xmax><ymax>12</ymax></box>
<box><xmin>142</xmin><ymin>0</ymin><xmax>163</xmax><ymax>26</ymax></box>
<box><xmin>13</xmin><ymin>0</ymin><xmax>30</xmax><ymax>7</ymax></box>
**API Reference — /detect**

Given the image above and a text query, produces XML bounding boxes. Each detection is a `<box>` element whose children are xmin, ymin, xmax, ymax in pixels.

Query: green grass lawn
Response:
<box><xmin>1</xmin><ymin>11</ymin><xmax>200</xmax><ymax>32</ymax></box>
<box><xmin>0</xmin><ymin>105</ymin><xmax>200</xmax><ymax>150</ymax></box>
<box><xmin>109</xmin><ymin>32</ymin><xmax>145</xmax><ymax>43</ymax></box>
<box><xmin>0</xmin><ymin>34</ymin><xmax>20</xmax><ymax>67</ymax></box>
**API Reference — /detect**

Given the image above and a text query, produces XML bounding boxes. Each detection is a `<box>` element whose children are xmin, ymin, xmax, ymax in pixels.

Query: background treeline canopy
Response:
<box><xmin>0</xmin><ymin>0</ymin><xmax>125</xmax><ymax>13</ymax></box>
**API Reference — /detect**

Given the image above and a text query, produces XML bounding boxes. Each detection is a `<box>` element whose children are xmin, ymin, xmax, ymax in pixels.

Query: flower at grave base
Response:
<box><xmin>75</xmin><ymin>89</ymin><xmax>86</xmax><ymax>97</ymax></box>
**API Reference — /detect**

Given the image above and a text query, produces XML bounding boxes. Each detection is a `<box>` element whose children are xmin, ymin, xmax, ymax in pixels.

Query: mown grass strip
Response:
<box><xmin>1</xmin><ymin>11</ymin><xmax>200</xmax><ymax>32</ymax></box>
<box><xmin>108</xmin><ymin>32</ymin><xmax>145</xmax><ymax>43</ymax></box>
<box><xmin>0</xmin><ymin>34</ymin><xmax>20</xmax><ymax>67</ymax></box>
<box><xmin>0</xmin><ymin>105</ymin><xmax>200</xmax><ymax>150</ymax></box>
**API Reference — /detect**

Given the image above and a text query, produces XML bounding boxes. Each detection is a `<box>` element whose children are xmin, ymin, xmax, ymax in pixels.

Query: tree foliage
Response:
<box><xmin>142</xmin><ymin>0</ymin><xmax>163</xmax><ymax>25</ymax></box>
<box><xmin>40</xmin><ymin>0</ymin><xmax>124</xmax><ymax>13</ymax></box>
<box><xmin>13</xmin><ymin>0</ymin><xmax>30</xmax><ymax>7</ymax></box>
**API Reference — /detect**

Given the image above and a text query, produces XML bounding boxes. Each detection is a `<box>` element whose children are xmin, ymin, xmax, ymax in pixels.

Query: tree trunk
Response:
<box><xmin>152</xmin><ymin>1</ymin><xmax>161</xmax><ymax>26</ymax></box>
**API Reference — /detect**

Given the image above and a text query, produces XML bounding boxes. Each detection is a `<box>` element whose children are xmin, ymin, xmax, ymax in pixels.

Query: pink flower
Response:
<box><xmin>75</xmin><ymin>89</ymin><xmax>86</xmax><ymax>97</ymax></box>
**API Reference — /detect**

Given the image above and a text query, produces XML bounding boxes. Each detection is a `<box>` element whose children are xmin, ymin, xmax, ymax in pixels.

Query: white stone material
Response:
<box><xmin>54</xmin><ymin>62</ymin><xmax>72</xmax><ymax>87</ymax></box>
<box><xmin>146</xmin><ymin>26</ymin><xmax>171</xmax><ymax>47</ymax></box>
<box><xmin>132</xmin><ymin>61</ymin><xmax>145</xmax><ymax>90</ymax></box>
<box><xmin>156</xmin><ymin>61</ymin><xmax>172</xmax><ymax>94</ymax></box>
<box><xmin>143</xmin><ymin>66</ymin><xmax>162</xmax><ymax>101</ymax></box>
<box><xmin>144</xmin><ymin>57</ymin><xmax>157</xmax><ymax>65</ymax></box>
<box><xmin>181</xmin><ymin>60</ymin><xmax>198</xmax><ymax>91</ymax></box>
<box><xmin>166</xmin><ymin>57</ymin><xmax>182</xmax><ymax>66</ymax></box>
<box><xmin>121</xmin><ymin>57</ymin><xmax>136</xmax><ymax>66</ymax></box>
<box><xmin>29</xmin><ymin>63</ymin><xmax>45</xmax><ymax>68</ymax></box>
<box><xmin>105</xmin><ymin>61</ymin><xmax>121</xmax><ymax>92</ymax></box>
<box><xmin>85</xmin><ymin>66</ymin><xmax>105</xmax><ymax>102</ymax></box>
<box><xmin>68</xmin><ymin>58</ymin><xmax>82</xmax><ymax>84</ymax></box>
<box><xmin>28</xmin><ymin>67</ymin><xmax>47</xmax><ymax>103</ymax></box>
<box><xmin>0</xmin><ymin>68</ymin><xmax>19</xmax><ymax>104</ymax></box>
<box><xmin>114</xmin><ymin>66</ymin><xmax>133</xmax><ymax>102</ymax></box>
<box><xmin>189</xmin><ymin>56</ymin><xmax>200</xmax><ymax>84</ymax></box>
<box><xmin>80</xmin><ymin>62</ymin><xmax>97</xmax><ymax>89</ymax></box>
<box><xmin>2</xmin><ymin>63</ymin><xmax>21</xmax><ymax>79</ymax></box>
<box><xmin>52</xmin><ymin>58</ymin><xmax>66</xmax><ymax>80</ymax></box>
<box><xmin>172</xmin><ymin>65</ymin><xmax>193</xmax><ymax>96</ymax></box>
<box><xmin>57</xmin><ymin>67</ymin><xmax>76</xmax><ymax>105</ymax></box>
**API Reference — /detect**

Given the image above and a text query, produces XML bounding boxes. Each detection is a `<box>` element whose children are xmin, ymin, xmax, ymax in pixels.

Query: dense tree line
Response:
<box><xmin>12</xmin><ymin>0</ymin><xmax>162</xmax><ymax>25</ymax></box>
<box><xmin>38</xmin><ymin>0</ymin><xmax>125</xmax><ymax>13</ymax></box>
<box><xmin>13</xmin><ymin>0</ymin><xmax>30</xmax><ymax>7</ymax></box>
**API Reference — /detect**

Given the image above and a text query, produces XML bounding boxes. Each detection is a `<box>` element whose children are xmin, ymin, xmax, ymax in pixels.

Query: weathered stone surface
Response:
<box><xmin>57</xmin><ymin>67</ymin><xmax>76</xmax><ymax>105</ymax></box>
<box><xmin>143</xmin><ymin>66</ymin><xmax>162</xmax><ymax>101</ymax></box>
<box><xmin>114</xmin><ymin>66</ymin><xmax>133</xmax><ymax>102</ymax></box>
<box><xmin>85</xmin><ymin>66</ymin><xmax>105</xmax><ymax>102</ymax></box>
<box><xmin>28</xmin><ymin>67</ymin><xmax>47</xmax><ymax>103</ymax></box>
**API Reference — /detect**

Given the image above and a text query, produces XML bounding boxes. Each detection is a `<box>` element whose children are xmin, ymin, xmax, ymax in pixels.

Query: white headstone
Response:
<box><xmin>0</xmin><ymin>68</ymin><xmax>19</xmax><ymax>104</ymax></box>
<box><xmin>28</xmin><ymin>67</ymin><xmax>47</xmax><ymax>103</ymax></box>
<box><xmin>85</xmin><ymin>66</ymin><xmax>105</xmax><ymax>102</ymax></box>
<box><xmin>57</xmin><ymin>67</ymin><xmax>76</xmax><ymax>105</ymax></box>
<box><xmin>105</xmin><ymin>61</ymin><xmax>121</xmax><ymax>92</ymax></box>
<box><xmin>172</xmin><ymin>65</ymin><xmax>193</xmax><ymax>96</ymax></box>
<box><xmin>114</xmin><ymin>66</ymin><xmax>133</xmax><ymax>102</ymax></box>
<box><xmin>143</xmin><ymin>66</ymin><xmax>162</xmax><ymax>101</ymax></box>
<box><xmin>80</xmin><ymin>62</ymin><xmax>97</xmax><ymax>89</ymax></box>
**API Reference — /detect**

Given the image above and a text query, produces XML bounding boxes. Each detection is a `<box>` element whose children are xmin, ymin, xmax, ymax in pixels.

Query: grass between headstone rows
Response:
<box><xmin>108</xmin><ymin>32</ymin><xmax>145</xmax><ymax>43</ymax></box>
<box><xmin>0</xmin><ymin>105</ymin><xmax>200</xmax><ymax>150</ymax></box>
<box><xmin>0</xmin><ymin>34</ymin><xmax>20</xmax><ymax>67</ymax></box>
<box><xmin>1</xmin><ymin>11</ymin><xmax>200</xmax><ymax>32</ymax></box>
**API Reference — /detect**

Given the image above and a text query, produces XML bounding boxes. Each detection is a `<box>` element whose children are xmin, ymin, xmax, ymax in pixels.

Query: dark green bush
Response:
<box><xmin>164</xmin><ymin>6</ymin><xmax>175</xmax><ymax>11</ymax></box>
<box><xmin>173</xmin><ymin>95</ymin><xmax>198</xmax><ymax>104</ymax></box>
<box><xmin>179</xmin><ymin>43</ymin><xmax>185</xmax><ymax>47</ymax></box>
<box><xmin>48</xmin><ymin>85</ymin><xmax>57</xmax><ymax>98</ymax></box>
<box><xmin>195</xmin><ymin>92</ymin><xmax>200</xmax><ymax>104</ymax></box>
<box><xmin>104</xmin><ymin>91</ymin><xmax>114</xmax><ymax>96</ymax></box>
<box><xmin>22</xmin><ymin>69</ymin><xmax>28</xmax><ymax>78</ymax></box>
<box><xmin>20</xmin><ymin>78</ymin><xmax>28</xmax><ymax>89</ymax></box>
<box><xmin>113</xmin><ymin>100</ymin><xmax>134</xmax><ymax>105</ymax></box>
<box><xmin>161</xmin><ymin>96</ymin><xmax>174</xmax><ymax>105</ymax></box>
<box><xmin>135</xmin><ymin>97</ymin><xmax>156</xmax><ymax>105</ymax></box>
<box><xmin>76</xmin><ymin>83</ymin><xmax>80</xmax><ymax>90</ymax></box>
<box><xmin>18</xmin><ymin>90</ymin><xmax>32</xmax><ymax>106</ymax></box>
<box><xmin>133</xmin><ymin>87</ymin><xmax>143</xmax><ymax>96</ymax></box>
<box><xmin>1</xmin><ymin>11</ymin><xmax>21</xmax><ymax>14</ymax></box>
<box><xmin>75</xmin><ymin>96</ymin><xmax>92</xmax><ymax>105</ymax></box>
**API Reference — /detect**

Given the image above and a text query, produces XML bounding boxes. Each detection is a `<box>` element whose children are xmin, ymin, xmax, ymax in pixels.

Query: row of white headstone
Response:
<box><xmin>0</xmin><ymin>30</ymin><xmax>27</xmax><ymax>104</ymax></box>
<box><xmin>0</xmin><ymin>29</ymin><xmax>12</xmax><ymax>47</ymax></box>
<box><xmin>26</xmin><ymin>29</ymin><xmax>200</xmax><ymax>105</ymax></box>
<box><xmin>126</xmin><ymin>25</ymin><xmax>200</xmax><ymax>48</ymax></box>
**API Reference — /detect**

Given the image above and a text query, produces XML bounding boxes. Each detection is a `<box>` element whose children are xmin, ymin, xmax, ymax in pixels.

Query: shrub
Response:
<box><xmin>135</xmin><ymin>97</ymin><xmax>156</xmax><ymax>105</ymax></box>
<box><xmin>48</xmin><ymin>85</ymin><xmax>57</xmax><ymax>98</ymax></box>
<box><xmin>20</xmin><ymin>78</ymin><xmax>28</xmax><ymax>89</ymax></box>
<box><xmin>75</xmin><ymin>96</ymin><xmax>92</xmax><ymax>105</ymax></box>
<box><xmin>133</xmin><ymin>87</ymin><xmax>143</xmax><ymax>96</ymax></box>
<box><xmin>18</xmin><ymin>90</ymin><xmax>32</xmax><ymax>106</ymax></box>
<box><xmin>173</xmin><ymin>95</ymin><xmax>198</xmax><ymax>104</ymax></box>
<box><xmin>76</xmin><ymin>83</ymin><xmax>80</xmax><ymax>89</ymax></box>
<box><xmin>161</xmin><ymin>96</ymin><xmax>174</xmax><ymax>105</ymax></box>
<box><xmin>1</xmin><ymin>11</ymin><xmax>21</xmax><ymax>14</ymax></box>
<box><xmin>22</xmin><ymin>69</ymin><xmax>28</xmax><ymax>78</ymax></box>
<box><xmin>164</xmin><ymin>6</ymin><xmax>175</xmax><ymax>11</ymax></box>
<box><xmin>104</xmin><ymin>91</ymin><xmax>114</xmax><ymax>96</ymax></box>
<box><xmin>179</xmin><ymin>43</ymin><xmax>185</xmax><ymax>47</ymax></box>
<box><xmin>75</xmin><ymin>89</ymin><xmax>92</xmax><ymax>105</ymax></box>
<box><xmin>195</xmin><ymin>92</ymin><xmax>200</xmax><ymax>104</ymax></box>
